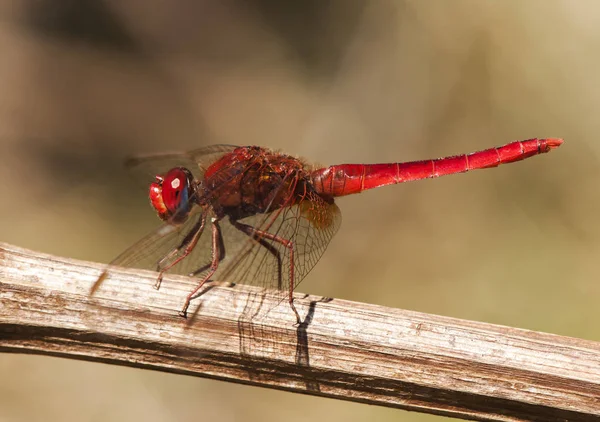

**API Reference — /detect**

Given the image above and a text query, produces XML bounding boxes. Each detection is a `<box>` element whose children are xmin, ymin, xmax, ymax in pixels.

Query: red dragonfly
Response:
<box><xmin>92</xmin><ymin>138</ymin><xmax>563</xmax><ymax>322</ymax></box>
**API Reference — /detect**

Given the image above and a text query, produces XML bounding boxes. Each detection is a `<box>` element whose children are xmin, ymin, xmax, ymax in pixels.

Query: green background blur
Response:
<box><xmin>0</xmin><ymin>1</ymin><xmax>597</xmax><ymax>421</ymax></box>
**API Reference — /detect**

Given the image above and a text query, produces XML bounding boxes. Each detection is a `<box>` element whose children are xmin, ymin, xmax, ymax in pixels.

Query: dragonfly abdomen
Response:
<box><xmin>310</xmin><ymin>138</ymin><xmax>563</xmax><ymax>197</ymax></box>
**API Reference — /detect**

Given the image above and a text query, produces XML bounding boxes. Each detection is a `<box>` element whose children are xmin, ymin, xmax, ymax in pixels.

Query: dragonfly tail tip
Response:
<box><xmin>543</xmin><ymin>138</ymin><xmax>564</xmax><ymax>150</ymax></box>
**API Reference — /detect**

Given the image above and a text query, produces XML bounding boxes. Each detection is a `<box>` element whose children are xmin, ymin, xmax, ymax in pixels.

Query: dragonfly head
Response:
<box><xmin>149</xmin><ymin>167</ymin><xmax>195</xmax><ymax>223</ymax></box>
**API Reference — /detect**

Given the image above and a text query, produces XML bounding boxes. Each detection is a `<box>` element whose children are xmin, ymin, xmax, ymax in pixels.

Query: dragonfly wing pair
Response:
<box><xmin>100</xmin><ymin>144</ymin><xmax>342</xmax><ymax>313</ymax></box>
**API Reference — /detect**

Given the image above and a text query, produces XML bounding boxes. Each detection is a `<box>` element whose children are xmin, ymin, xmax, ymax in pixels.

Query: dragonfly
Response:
<box><xmin>92</xmin><ymin>138</ymin><xmax>563</xmax><ymax>323</ymax></box>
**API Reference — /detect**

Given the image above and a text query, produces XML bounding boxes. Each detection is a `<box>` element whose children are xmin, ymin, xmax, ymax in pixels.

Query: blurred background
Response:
<box><xmin>0</xmin><ymin>0</ymin><xmax>597</xmax><ymax>421</ymax></box>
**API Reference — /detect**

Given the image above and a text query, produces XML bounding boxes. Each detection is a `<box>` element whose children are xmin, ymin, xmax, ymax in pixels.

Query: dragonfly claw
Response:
<box><xmin>179</xmin><ymin>300</ymin><xmax>191</xmax><ymax>319</ymax></box>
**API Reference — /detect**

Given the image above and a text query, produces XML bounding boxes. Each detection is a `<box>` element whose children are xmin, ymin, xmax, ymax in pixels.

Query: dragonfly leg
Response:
<box><xmin>154</xmin><ymin>213</ymin><xmax>207</xmax><ymax>289</ymax></box>
<box><xmin>231</xmin><ymin>220</ymin><xmax>300</xmax><ymax>324</ymax></box>
<box><xmin>179</xmin><ymin>217</ymin><xmax>223</xmax><ymax>318</ymax></box>
<box><xmin>231</xmin><ymin>220</ymin><xmax>283</xmax><ymax>291</ymax></box>
<box><xmin>187</xmin><ymin>224</ymin><xmax>226</xmax><ymax>277</ymax></box>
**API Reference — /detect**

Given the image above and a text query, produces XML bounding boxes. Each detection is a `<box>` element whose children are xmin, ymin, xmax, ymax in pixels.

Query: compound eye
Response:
<box><xmin>161</xmin><ymin>168</ymin><xmax>191</xmax><ymax>214</ymax></box>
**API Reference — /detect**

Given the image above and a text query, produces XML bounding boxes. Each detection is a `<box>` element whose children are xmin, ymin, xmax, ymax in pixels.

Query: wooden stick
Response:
<box><xmin>0</xmin><ymin>242</ymin><xmax>598</xmax><ymax>421</ymax></box>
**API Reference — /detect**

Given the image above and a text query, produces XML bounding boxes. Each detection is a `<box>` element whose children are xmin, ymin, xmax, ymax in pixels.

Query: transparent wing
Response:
<box><xmin>125</xmin><ymin>144</ymin><xmax>239</xmax><ymax>186</ymax></box>
<box><xmin>213</xmin><ymin>174</ymin><xmax>342</xmax><ymax>295</ymax></box>
<box><xmin>99</xmin><ymin>145</ymin><xmax>256</xmax><ymax>279</ymax></box>
<box><xmin>103</xmin><ymin>208</ymin><xmax>205</xmax><ymax>273</ymax></box>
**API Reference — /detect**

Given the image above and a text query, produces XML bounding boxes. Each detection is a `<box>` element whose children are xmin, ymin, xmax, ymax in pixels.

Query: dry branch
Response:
<box><xmin>0</xmin><ymin>242</ymin><xmax>599</xmax><ymax>421</ymax></box>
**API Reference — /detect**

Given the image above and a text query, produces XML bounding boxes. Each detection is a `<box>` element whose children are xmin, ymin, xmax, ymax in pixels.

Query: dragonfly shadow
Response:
<box><xmin>293</xmin><ymin>300</ymin><xmax>322</xmax><ymax>392</ymax></box>
<box><xmin>237</xmin><ymin>290</ymin><xmax>329</xmax><ymax>393</ymax></box>
<box><xmin>295</xmin><ymin>297</ymin><xmax>332</xmax><ymax>365</ymax></box>
<box><xmin>182</xmin><ymin>283</ymin><xmax>221</xmax><ymax>326</ymax></box>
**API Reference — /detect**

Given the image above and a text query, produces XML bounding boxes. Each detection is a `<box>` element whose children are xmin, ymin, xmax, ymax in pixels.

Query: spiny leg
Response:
<box><xmin>179</xmin><ymin>217</ymin><xmax>223</xmax><ymax>318</ymax></box>
<box><xmin>231</xmin><ymin>220</ymin><xmax>299</xmax><ymax>324</ymax></box>
<box><xmin>154</xmin><ymin>212</ymin><xmax>207</xmax><ymax>289</ymax></box>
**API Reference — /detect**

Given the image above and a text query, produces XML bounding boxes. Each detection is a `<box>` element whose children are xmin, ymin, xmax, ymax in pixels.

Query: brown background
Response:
<box><xmin>0</xmin><ymin>1</ymin><xmax>597</xmax><ymax>421</ymax></box>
